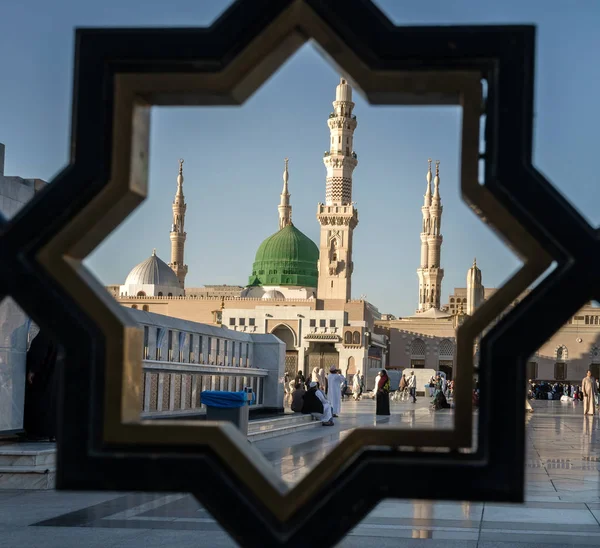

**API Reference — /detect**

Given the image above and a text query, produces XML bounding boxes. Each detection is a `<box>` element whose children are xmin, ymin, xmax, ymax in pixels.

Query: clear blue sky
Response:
<box><xmin>1</xmin><ymin>1</ymin><xmax>599</xmax><ymax>316</ymax></box>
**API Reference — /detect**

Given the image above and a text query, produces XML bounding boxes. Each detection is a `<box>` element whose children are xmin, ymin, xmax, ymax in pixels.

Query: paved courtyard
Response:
<box><xmin>0</xmin><ymin>399</ymin><xmax>599</xmax><ymax>547</ymax></box>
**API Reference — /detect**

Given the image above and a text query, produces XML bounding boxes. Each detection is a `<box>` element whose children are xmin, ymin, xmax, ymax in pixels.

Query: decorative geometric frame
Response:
<box><xmin>4</xmin><ymin>0</ymin><xmax>593</xmax><ymax>546</ymax></box>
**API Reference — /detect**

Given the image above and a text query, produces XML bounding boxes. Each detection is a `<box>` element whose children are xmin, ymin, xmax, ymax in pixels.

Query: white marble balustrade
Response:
<box><xmin>129</xmin><ymin>308</ymin><xmax>285</xmax><ymax>417</ymax></box>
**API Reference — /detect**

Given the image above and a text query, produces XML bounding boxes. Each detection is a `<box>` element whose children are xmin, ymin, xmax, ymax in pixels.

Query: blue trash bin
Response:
<box><xmin>201</xmin><ymin>391</ymin><xmax>252</xmax><ymax>435</ymax></box>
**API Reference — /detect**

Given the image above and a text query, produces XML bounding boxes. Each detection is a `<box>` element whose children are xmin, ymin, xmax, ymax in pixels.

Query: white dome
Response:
<box><xmin>124</xmin><ymin>250</ymin><xmax>180</xmax><ymax>287</ymax></box>
<box><xmin>262</xmin><ymin>289</ymin><xmax>285</xmax><ymax>300</ymax></box>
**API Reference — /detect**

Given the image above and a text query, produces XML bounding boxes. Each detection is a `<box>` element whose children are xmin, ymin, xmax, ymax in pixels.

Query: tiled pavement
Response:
<box><xmin>0</xmin><ymin>399</ymin><xmax>599</xmax><ymax>547</ymax></box>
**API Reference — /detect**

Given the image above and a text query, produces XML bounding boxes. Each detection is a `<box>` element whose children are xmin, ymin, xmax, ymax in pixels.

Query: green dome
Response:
<box><xmin>249</xmin><ymin>224</ymin><xmax>319</xmax><ymax>287</ymax></box>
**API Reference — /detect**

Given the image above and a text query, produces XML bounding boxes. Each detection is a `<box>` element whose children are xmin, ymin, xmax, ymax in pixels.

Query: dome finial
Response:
<box><xmin>152</xmin><ymin>248</ymin><xmax>156</xmax><ymax>256</ymax></box>
<box><xmin>433</xmin><ymin>160</ymin><xmax>441</xmax><ymax>199</ymax></box>
<box><xmin>473</xmin><ymin>257</ymin><xmax>477</xmax><ymax>267</ymax></box>
<box><xmin>177</xmin><ymin>158</ymin><xmax>184</xmax><ymax>186</ymax></box>
<box><xmin>283</xmin><ymin>157</ymin><xmax>289</xmax><ymax>184</ymax></box>
<box><xmin>427</xmin><ymin>158</ymin><xmax>432</xmax><ymax>184</ymax></box>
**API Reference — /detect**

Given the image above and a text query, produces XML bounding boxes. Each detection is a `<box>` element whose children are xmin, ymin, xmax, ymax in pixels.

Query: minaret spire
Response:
<box><xmin>168</xmin><ymin>158</ymin><xmax>188</xmax><ymax>289</ymax></box>
<box><xmin>416</xmin><ymin>159</ymin><xmax>444</xmax><ymax>312</ymax></box>
<box><xmin>278</xmin><ymin>158</ymin><xmax>292</xmax><ymax>230</ymax></box>
<box><xmin>424</xmin><ymin>158</ymin><xmax>432</xmax><ymax>206</ymax></box>
<box><xmin>317</xmin><ymin>77</ymin><xmax>359</xmax><ymax>300</ymax></box>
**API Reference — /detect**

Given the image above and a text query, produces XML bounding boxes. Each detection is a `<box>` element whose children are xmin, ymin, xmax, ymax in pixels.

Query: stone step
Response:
<box><xmin>0</xmin><ymin>465</ymin><xmax>55</xmax><ymax>490</ymax></box>
<box><xmin>248</xmin><ymin>415</ymin><xmax>320</xmax><ymax>442</ymax></box>
<box><xmin>248</xmin><ymin>413</ymin><xmax>314</xmax><ymax>433</ymax></box>
<box><xmin>0</xmin><ymin>442</ymin><xmax>56</xmax><ymax>468</ymax></box>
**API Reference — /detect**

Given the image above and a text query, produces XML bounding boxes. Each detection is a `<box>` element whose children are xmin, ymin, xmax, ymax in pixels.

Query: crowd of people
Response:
<box><xmin>529</xmin><ymin>371</ymin><xmax>599</xmax><ymax>415</ymax></box>
<box><xmin>285</xmin><ymin>367</ymin><xmax>456</xmax><ymax>424</ymax></box>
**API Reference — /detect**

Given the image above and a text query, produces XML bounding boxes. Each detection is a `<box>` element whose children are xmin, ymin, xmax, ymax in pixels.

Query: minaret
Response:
<box><xmin>466</xmin><ymin>258</ymin><xmax>484</xmax><ymax>316</ymax></box>
<box><xmin>317</xmin><ymin>77</ymin><xmax>359</xmax><ymax>301</ymax></box>
<box><xmin>416</xmin><ymin>160</ymin><xmax>444</xmax><ymax>311</ymax></box>
<box><xmin>278</xmin><ymin>158</ymin><xmax>292</xmax><ymax>230</ymax></box>
<box><xmin>168</xmin><ymin>158</ymin><xmax>188</xmax><ymax>289</ymax></box>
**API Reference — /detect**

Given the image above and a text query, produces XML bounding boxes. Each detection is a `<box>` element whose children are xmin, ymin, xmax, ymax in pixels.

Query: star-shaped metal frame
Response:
<box><xmin>3</xmin><ymin>0</ymin><xmax>589</xmax><ymax>546</ymax></box>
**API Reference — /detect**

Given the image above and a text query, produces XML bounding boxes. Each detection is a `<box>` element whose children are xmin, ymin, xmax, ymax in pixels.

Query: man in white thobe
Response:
<box><xmin>305</xmin><ymin>381</ymin><xmax>333</xmax><ymax>425</ymax></box>
<box><xmin>327</xmin><ymin>366</ymin><xmax>345</xmax><ymax>417</ymax></box>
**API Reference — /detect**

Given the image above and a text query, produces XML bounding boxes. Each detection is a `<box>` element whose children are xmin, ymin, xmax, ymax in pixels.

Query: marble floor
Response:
<box><xmin>0</xmin><ymin>399</ymin><xmax>599</xmax><ymax>547</ymax></box>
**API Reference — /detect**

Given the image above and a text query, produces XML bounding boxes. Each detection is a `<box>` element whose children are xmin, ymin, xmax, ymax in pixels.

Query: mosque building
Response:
<box><xmin>111</xmin><ymin>78</ymin><xmax>600</xmax><ymax>386</ymax></box>
<box><xmin>112</xmin><ymin>78</ymin><xmax>386</xmax><ymax>380</ymax></box>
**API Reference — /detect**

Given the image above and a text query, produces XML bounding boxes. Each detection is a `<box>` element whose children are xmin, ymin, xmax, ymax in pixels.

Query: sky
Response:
<box><xmin>1</xmin><ymin>0</ymin><xmax>599</xmax><ymax>317</ymax></box>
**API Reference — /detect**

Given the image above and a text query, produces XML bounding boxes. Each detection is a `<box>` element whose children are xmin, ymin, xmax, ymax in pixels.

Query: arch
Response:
<box><xmin>591</xmin><ymin>346</ymin><xmax>600</xmax><ymax>363</ymax></box>
<box><xmin>438</xmin><ymin>338</ymin><xmax>454</xmax><ymax>358</ymax></box>
<box><xmin>410</xmin><ymin>338</ymin><xmax>426</xmax><ymax>357</ymax></box>
<box><xmin>352</xmin><ymin>331</ymin><xmax>361</xmax><ymax>345</ymax></box>
<box><xmin>450</xmin><ymin>298</ymin><xmax>455</xmax><ymax>303</ymax></box>
<box><xmin>131</xmin><ymin>305</ymin><xmax>138</xmax><ymax>309</ymax></box>
<box><xmin>346</xmin><ymin>356</ymin><xmax>357</xmax><ymax>377</ymax></box>
<box><xmin>158</xmin><ymin>292</ymin><xmax>163</xmax><ymax>297</ymax></box>
<box><xmin>142</xmin><ymin>305</ymin><xmax>149</xmax><ymax>312</ymax></box>
<box><xmin>270</xmin><ymin>323</ymin><xmax>297</xmax><ymax>349</ymax></box>
<box><xmin>168</xmin><ymin>292</ymin><xmax>173</xmax><ymax>297</ymax></box>
<box><xmin>462</xmin><ymin>298</ymin><xmax>467</xmax><ymax>303</ymax></box>
<box><xmin>344</xmin><ymin>331</ymin><xmax>352</xmax><ymax>344</ymax></box>
<box><xmin>137</xmin><ymin>291</ymin><xmax>146</xmax><ymax>297</ymax></box>
<box><xmin>555</xmin><ymin>345</ymin><xmax>568</xmax><ymax>361</ymax></box>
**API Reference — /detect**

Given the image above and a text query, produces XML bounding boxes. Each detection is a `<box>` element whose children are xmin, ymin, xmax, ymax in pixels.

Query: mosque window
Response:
<box><xmin>556</xmin><ymin>345</ymin><xmax>567</xmax><ymax>361</ymax></box>
<box><xmin>462</xmin><ymin>298</ymin><xmax>467</xmax><ymax>303</ymax></box>
<box><xmin>352</xmin><ymin>331</ymin><xmax>361</xmax><ymax>345</ymax></box>
<box><xmin>450</xmin><ymin>298</ymin><xmax>455</xmax><ymax>303</ymax></box>
<box><xmin>229</xmin><ymin>318</ymin><xmax>235</xmax><ymax>326</ymax></box>
<box><xmin>137</xmin><ymin>291</ymin><xmax>146</xmax><ymax>297</ymax></box>
<box><xmin>131</xmin><ymin>305</ymin><xmax>138</xmax><ymax>309</ymax></box>
<box><xmin>410</xmin><ymin>338</ymin><xmax>426</xmax><ymax>357</ymax></box>
<box><xmin>554</xmin><ymin>362</ymin><xmax>567</xmax><ymax>381</ymax></box>
<box><xmin>320</xmin><ymin>319</ymin><xmax>326</xmax><ymax>328</ymax></box>
<box><xmin>168</xmin><ymin>293</ymin><xmax>173</xmax><ymax>297</ymax></box>
<box><xmin>330</xmin><ymin>319</ymin><xmax>336</xmax><ymax>328</ymax></box>
<box><xmin>249</xmin><ymin>318</ymin><xmax>255</xmax><ymax>326</ymax></box>
<box><xmin>239</xmin><ymin>318</ymin><xmax>246</xmax><ymax>326</ymax></box>
<box><xmin>158</xmin><ymin>292</ymin><xmax>163</xmax><ymax>297</ymax></box>
<box><xmin>143</xmin><ymin>326</ymin><xmax>149</xmax><ymax>359</ymax></box>
<box><xmin>344</xmin><ymin>331</ymin><xmax>352</xmax><ymax>344</ymax></box>
<box><xmin>142</xmin><ymin>305</ymin><xmax>149</xmax><ymax>311</ymax></box>
<box><xmin>439</xmin><ymin>339</ymin><xmax>454</xmax><ymax>357</ymax></box>
<box><xmin>168</xmin><ymin>330</ymin><xmax>173</xmax><ymax>361</ymax></box>
<box><xmin>310</xmin><ymin>319</ymin><xmax>316</xmax><ymax>327</ymax></box>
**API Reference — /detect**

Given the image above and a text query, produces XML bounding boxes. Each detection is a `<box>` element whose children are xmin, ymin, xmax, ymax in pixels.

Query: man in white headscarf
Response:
<box><xmin>301</xmin><ymin>381</ymin><xmax>334</xmax><ymax>426</ymax></box>
<box><xmin>327</xmin><ymin>366</ymin><xmax>345</xmax><ymax>417</ymax></box>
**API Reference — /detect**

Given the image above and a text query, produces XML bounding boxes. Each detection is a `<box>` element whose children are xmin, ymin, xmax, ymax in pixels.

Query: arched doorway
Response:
<box><xmin>271</xmin><ymin>324</ymin><xmax>298</xmax><ymax>380</ymax></box>
<box><xmin>438</xmin><ymin>339</ymin><xmax>454</xmax><ymax>380</ymax></box>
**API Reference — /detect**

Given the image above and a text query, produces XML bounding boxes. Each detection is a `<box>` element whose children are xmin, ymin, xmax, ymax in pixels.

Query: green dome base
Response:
<box><xmin>249</xmin><ymin>224</ymin><xmax>319</xmax><ymax>288</ymax></box>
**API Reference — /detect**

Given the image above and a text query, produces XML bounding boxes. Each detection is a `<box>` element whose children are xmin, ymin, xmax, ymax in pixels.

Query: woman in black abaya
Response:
<box><xmin>375</xmin><ymin>369</ymin><xmax>391</xmax><ymax>416</ymax></box>
<box><xmin>23</xmin><ymin>330</ymin><xmax>62</xmax><ymax>441</ymax></box>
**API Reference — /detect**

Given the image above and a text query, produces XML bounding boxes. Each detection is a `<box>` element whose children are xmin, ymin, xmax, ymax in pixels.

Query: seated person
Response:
<box><xmin>301</xmin><ymin>381</ymin><xmax>334</xmax><ymax>426</ymax></box>
<box><xmin>291</xmin><ymin>383</ymin><xmax>305</xmax><ymax>413</ymax></box>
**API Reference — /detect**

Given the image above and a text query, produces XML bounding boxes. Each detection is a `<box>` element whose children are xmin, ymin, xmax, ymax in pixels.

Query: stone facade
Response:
<box><xmin>0</xmin><ymin>143</ymin><xmax>46</xmax><ymax>434</ymax></box>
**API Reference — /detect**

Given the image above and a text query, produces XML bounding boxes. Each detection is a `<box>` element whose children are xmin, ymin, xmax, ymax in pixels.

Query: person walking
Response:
<box><xmin>352</xmin><ymin>371</ymin><xmax>362</xmax><ymax>401</ymax></box>
<box><xmin>408</xmin><ymin>370</ymin><xmax>417</xmax><ymax>403</ymax></box>
<box><xmin>375</xmin><ymin>369</ymin><xmax>391</xmax><ymax>416</ymax></box>
<box><xmin>399</xmin><ymin>373</ymin><xmax>408</xmax><ymax>401</ymax></box>
<box><xmin>582</xmin><ymin>370</ymin><xmax>597</xmax><ymax>415</ymax></box>
<box><xmin>327</xmin><ymin>366</ymin><xmax>345</xmax><ymax>417</ymax></box>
